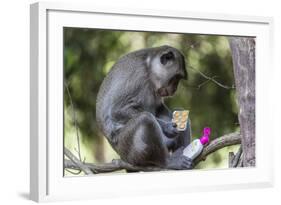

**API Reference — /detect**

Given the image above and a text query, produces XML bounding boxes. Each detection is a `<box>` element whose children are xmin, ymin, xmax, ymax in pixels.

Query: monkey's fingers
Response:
<box><xmin>172</xmin><ymin>122</ymin><xmax>177</xmax><ymax>127</ymax></box>
<box><xmin>182</xmin><ymin>156</ymin><xmax>193</xmax><ymax>169</ymax></box>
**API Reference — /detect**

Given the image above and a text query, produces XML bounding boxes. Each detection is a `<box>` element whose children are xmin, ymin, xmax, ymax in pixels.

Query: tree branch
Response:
<box><xmin>64</xmin><ymin>156</ymin><xmax>164</xmax><ymax>173</ymax></box>
<box><xmin>193</xmin><ymin>132</ymin><xmax>241</xmax><ymax>166</ymax></box>
<box><xmin>64</xmin><ymin>132</ymin><xmax>241</xmax><ymax>174</ymax></box>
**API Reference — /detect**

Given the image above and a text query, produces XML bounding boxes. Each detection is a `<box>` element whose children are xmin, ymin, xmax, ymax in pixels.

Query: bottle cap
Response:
<box><xmin>199</xmin><ymin>127</ymin><xmax>211</xmax><ymax>145</ymax></box>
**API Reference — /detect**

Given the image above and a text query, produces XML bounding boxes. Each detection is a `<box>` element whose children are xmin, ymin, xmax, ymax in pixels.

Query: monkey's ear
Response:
<box><xmin>160</xmin><ymin>51</ymin><xmax>175</xmax><ymax>65</ymax></box>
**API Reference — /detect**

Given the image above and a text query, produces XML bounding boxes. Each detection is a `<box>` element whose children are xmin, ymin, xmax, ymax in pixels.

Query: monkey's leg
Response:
<box><xmin>115</xmin><ymin>112</ymin><xmax>192</xmax><ymax>169</ymax></box>
<box><xmin>114</xmin><ymin>112</ymin><xmax>168</xmax><ymax>167</ymax></box>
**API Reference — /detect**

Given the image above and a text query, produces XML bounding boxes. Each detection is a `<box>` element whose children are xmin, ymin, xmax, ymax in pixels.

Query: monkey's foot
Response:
<box><xmin>166</xmin><ymin>155</ymin><xmax>193</xmax><ymax>170</ymax></box>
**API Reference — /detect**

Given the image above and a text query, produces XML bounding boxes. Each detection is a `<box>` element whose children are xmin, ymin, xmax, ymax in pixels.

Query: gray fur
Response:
<box><xmin>96</xmin><ymin>45</ymin><xmax>192</xmax><ymax>169</ymax></box>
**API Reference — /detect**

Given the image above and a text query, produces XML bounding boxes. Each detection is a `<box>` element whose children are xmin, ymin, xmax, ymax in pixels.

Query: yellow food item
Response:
<box><xmin>172</xmin><ymin>110</ymin><xmax>189</xmax><ymax>131</ymax></box>
<box><xmin>179</xmin><ymin>124</ymin><xmax>185</xmax><ymax>129</ymax></box>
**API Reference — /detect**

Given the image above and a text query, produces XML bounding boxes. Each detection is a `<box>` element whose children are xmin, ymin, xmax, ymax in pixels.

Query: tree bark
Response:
<box><xmin>229</xmin><ymin>37</ymin><xmax>256</xmax><ymax>167</ymax></box>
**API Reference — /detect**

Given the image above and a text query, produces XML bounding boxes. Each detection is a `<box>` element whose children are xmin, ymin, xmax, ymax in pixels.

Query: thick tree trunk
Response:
<box><xmin>229</xmin><ymin>37</ymin><xmax>256</xmax><ymax>167</ymax></box>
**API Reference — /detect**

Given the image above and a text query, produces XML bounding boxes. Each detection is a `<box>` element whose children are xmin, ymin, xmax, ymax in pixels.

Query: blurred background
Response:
<box><xmin>63</xmin><ymin>28</ymin><xmax>240</xmax><ymax>175</ymax></box>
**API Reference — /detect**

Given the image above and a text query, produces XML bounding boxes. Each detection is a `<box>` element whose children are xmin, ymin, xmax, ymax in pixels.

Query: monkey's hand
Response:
<box><xmin>166</xmin><ymin>147</ymin><xmax>193</xmax><ymax>170</ymax></box>
<box><xmin>157</xmin><ymin>119</ymin><xmax>179</xmax><ymax>138</ymax></box>
<box><xmin>166</xmin><ymin>155</ymin><xmax>193</xmax><ymax>170</ymax></box>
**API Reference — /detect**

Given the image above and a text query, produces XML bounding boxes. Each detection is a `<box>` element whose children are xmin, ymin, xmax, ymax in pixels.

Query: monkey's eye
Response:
<box><xmin>160</xmin><ymin>51</ymin><xmax>175</xmax><ymax>65</ymax></box>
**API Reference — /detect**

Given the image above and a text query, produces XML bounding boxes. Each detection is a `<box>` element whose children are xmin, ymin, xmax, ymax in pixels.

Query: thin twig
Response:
<box><xmin>65</xmin><ymin>168</ymin><xmax>82</xmax><ymax>175</ymax></box>
<box><xmin>64</xmin><ymin>148</ymin><xmax>93</xmax><ymax>175</ymax></box>
<box><xmin>232</xmin><ymin>145</ymin><xmax>243</xmax><ymax>167</ymax></box>
<box><xmin>229</xmin><ymin>152</ymin><xmax>235</xmax><ymax>168</ymax></box>
<box><xmin>237</xmin><ymin>153</ymin><xmax>244</xmax><ymax>167</ymax></box>
<box><xmin>196</xmin><ymin>76</ymin><xmax>221</xmax><ymax>90</ymax></box>
<box><xmin>186</xmin><ymin>41</ymin><xmax>200</xmax><ymax>51</ymax></box>
<box><xmin>64</xmin><ymin>82</ymin><xmax>82</xmax><ymax>162</ymax></box>
<box><xmin>188</xmin><ymin>65</ymin><xmax>235</xmax><ymax>90</ymax></box>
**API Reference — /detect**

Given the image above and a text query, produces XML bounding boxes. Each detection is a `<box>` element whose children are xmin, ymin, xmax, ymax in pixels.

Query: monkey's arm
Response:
<box><xmin>156</xmin><ymin>118</ymin><xmax>178</xmax><ymax>139</ymax></box>
<box><xmin>112</xmin><ymin>103</ymin><xmax>142</xmax><ymax>122</ymax></box>
<box><xmin>157</xmin><ymin>104</ymin><xmax>192</xmax><ymax>150</ymax></box>
<box><xmin>156</xmin><ymin>103</ymin><xmax>172</xmax><ymax>121</ymax></box>
<box><xmin>156</xmin><ymin>104</ymin><xmax>179</xmax><ymax>138</ymax></box>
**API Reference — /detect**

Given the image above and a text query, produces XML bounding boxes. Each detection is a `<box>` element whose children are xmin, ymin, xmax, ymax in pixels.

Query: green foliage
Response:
<box><xmin>64</xmin><ymin>27</ymin><xmax>239</xmax><ymax>168</ymax></box>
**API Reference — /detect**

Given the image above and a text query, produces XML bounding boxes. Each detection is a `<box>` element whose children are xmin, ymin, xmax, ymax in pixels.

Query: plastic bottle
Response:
<box><xmin>183</xmin><ymin>127</ymin><xmax>211</xmax><ymax>160</ymax></box>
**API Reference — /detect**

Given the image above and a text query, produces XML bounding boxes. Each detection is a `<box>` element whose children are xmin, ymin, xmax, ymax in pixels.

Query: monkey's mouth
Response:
<box><xmin>157</xmin><ymin>87</ymin><xmax>169</xmax><ymax>97</ymax></box>
<box><xmin>157</xmin><ymin>87</ymin><xmax>175</xmax><ymax>97</ymax></box>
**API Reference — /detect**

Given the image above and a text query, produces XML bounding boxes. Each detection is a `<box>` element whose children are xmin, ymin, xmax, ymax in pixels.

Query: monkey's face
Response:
<box><xmin>148</xmin><ymin>46</ymin><xmax>187</xmax><ymax>97</ymax></box>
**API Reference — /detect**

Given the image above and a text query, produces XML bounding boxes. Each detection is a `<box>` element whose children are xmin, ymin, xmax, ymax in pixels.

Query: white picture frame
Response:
<box><xmin>30</xmin><ymin>1</ymin><xmax>274</xmax><ymax>202</ymax></box>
